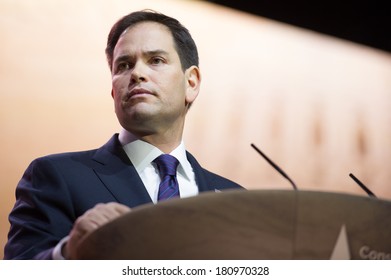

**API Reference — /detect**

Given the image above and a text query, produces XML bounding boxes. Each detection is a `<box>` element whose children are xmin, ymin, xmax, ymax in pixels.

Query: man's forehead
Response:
<box><xmin>119</xmin><ymin>21</ymin><xmax>171</xmax><ymax>39</ymax></box>
<box><xmin>114</xmin><ymin>22</ymin><xmax>175</xmax><ymax>55</ymax></box>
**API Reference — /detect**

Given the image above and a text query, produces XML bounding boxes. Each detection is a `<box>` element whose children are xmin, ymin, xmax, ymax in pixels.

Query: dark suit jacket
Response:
<box><xmin>4</xmin><ymin>134</ymin><xmax>243</xmax><ymax>259</ymax></box>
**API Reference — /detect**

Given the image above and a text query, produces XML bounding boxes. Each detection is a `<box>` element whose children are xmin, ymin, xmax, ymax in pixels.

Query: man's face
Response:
<box><xmin>111</xmin><ymin>21</ymin><xmax>199</xmax><ymax>137</ymax></box>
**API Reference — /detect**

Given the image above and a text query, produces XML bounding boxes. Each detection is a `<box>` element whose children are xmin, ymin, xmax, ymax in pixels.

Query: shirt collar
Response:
<box><xmin>119</xmin><ymin>129</ymin><xmax>192</xmax><ymax>180</ymax></box>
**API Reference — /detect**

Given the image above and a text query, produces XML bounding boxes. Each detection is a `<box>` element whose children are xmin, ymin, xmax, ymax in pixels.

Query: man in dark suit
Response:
<box><xmin>4</xmin><ymin>10</ymin><xmax>243</xmax><ymax>260</ymax></box>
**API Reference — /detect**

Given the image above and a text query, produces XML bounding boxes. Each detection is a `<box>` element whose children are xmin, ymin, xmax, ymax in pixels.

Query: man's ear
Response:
<box><xmin>111</xmin><ymin>89</ymin><xmax>114</xmax><ymax>98</ymax></box>
<box><xmin>185</xmin><ymin>66</ymin><xmax>201</xmax><ymax>106</ymax></box>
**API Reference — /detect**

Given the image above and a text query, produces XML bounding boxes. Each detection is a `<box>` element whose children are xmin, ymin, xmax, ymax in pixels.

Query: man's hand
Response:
<box><xmin>63</xmin><ymin>202</ymin><xmax>131</xmax><ymax>259</ymax></box>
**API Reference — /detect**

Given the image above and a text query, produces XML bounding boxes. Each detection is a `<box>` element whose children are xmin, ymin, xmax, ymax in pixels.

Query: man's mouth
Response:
<box><xmin>125</xmin><ymin>88</ymin><xmax>154</xmax><ymax>101</ymax></box>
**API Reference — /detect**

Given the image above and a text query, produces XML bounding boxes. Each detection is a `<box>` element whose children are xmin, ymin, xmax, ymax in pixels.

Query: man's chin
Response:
<box><xmin>118</xmin><ymin>105</ymin><xmax>159</xmax><ymax>124</ymax></box>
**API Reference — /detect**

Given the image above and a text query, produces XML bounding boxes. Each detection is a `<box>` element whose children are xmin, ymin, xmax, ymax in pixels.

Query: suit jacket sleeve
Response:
<box><xmin>4</xmin><ymin>157</ymin><xmax>75</xmax><ymax>259</ymax></box>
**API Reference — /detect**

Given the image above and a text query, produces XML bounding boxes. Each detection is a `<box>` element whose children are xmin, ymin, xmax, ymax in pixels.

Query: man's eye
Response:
<box><xmin>151</xmin><ymin>57</ymin><xmax>164</xmax><ymax>65</ymax></box>
<box><xmin>117</xmin><ymin>62</ymin><xmax>130</xmax><ymax>72</ymax></box>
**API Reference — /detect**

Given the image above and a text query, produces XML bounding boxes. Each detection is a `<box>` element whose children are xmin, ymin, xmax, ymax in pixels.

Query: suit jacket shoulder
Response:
<box><xmin>185</xmin><ymin>151</ymin><xmax>244</xmax><ymax>192</ymax></box>
<box><xmin>4</xmin><ymin>134</ymin><xmax>151</xmax><ymax>259</ymax></box>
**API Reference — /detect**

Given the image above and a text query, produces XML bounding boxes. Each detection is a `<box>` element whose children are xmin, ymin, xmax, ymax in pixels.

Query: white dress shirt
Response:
<box><xmin>119</xmin><ymin>129</ymin><xmax>199</xmax><ymax>202</ymax></box>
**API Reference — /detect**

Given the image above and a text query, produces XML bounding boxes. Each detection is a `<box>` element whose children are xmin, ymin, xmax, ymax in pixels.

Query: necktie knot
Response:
<box><xmin>153</xmin><ymin>154</ymin><xmax>179</xmax><ymax>177</ymax></box>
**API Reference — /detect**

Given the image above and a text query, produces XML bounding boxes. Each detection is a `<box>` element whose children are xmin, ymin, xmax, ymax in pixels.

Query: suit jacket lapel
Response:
<box><xmin>91</xmin><ymin>135</ymin><xmax>152</xmax><ymax>208</ymax></box>
<box><xmin>186</xmin><ymin>151</ymin><xmax>217</xmax><ymax>193</ymax></box>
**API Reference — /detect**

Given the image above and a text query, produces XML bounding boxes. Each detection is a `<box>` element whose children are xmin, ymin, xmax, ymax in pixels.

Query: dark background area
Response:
<box><xmin>207</xmin><ymin>0</ymin><xmax>390</xmax><ymax>53</ymax></box>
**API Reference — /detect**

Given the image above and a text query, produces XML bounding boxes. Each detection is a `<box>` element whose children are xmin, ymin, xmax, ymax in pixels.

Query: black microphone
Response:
<box><xmin>251</xmin><ymin>143</ymin><xmax>298</xmax><ymax>190</ymax></box>
<box><xmin>349</xmin><ymin>173</ymin><xmax>376</xmax><ymax>198</ymax></box>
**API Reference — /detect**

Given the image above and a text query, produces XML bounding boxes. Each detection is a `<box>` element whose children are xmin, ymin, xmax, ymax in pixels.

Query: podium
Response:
<box><xmin>75</xmin><ymin>190</ymin><xmax>391</xmax><ymax>259</ymax></box>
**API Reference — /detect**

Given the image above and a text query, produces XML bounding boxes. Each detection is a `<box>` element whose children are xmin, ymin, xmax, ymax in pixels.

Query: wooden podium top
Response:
<box><xmin>75</xmin><ymin>190</ymin><xmax>391</xmax><ymax>260</ymax></box>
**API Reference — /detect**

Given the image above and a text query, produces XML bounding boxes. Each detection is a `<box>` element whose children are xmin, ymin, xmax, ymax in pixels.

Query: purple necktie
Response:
<box><xmin>153</xmin><ymin>154</ymin><xmax>180</xmax><ymax>201</ymax></box>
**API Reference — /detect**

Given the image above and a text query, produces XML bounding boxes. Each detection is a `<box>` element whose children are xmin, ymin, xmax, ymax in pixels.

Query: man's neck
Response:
<box><xmin>118</xmin><ymin>129</ymin><xmax>182</xmax><ymax>154</ymax></box>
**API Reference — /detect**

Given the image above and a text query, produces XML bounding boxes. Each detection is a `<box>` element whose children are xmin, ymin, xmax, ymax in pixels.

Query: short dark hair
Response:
<box><xmin>105</xmin><ymin>10</ymin><xmax>199</xmax><ymax>72</ymax></box>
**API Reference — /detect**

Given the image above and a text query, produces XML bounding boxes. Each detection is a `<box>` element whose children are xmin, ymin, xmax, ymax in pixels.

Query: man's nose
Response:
<box><xmin>130</xmin><ymin>61</ymin><xmax>147</xmax><ymax>83</ymax></box>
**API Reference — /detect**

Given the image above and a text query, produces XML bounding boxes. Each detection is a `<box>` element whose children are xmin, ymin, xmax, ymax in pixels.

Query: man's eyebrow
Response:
<box><xmin>113</xmin><ymin>54</ymin><xmax>132</xmax><ymax>65</ymax></box>
<box><xmin>114</xmin><ymin>50</ymin><xmax>169</xmax><ymax>65</ymax></box>
<box><xmin>144</xmin><ymin>49</ymin><xmax>169</xmax><ymax>56</ymax></box>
